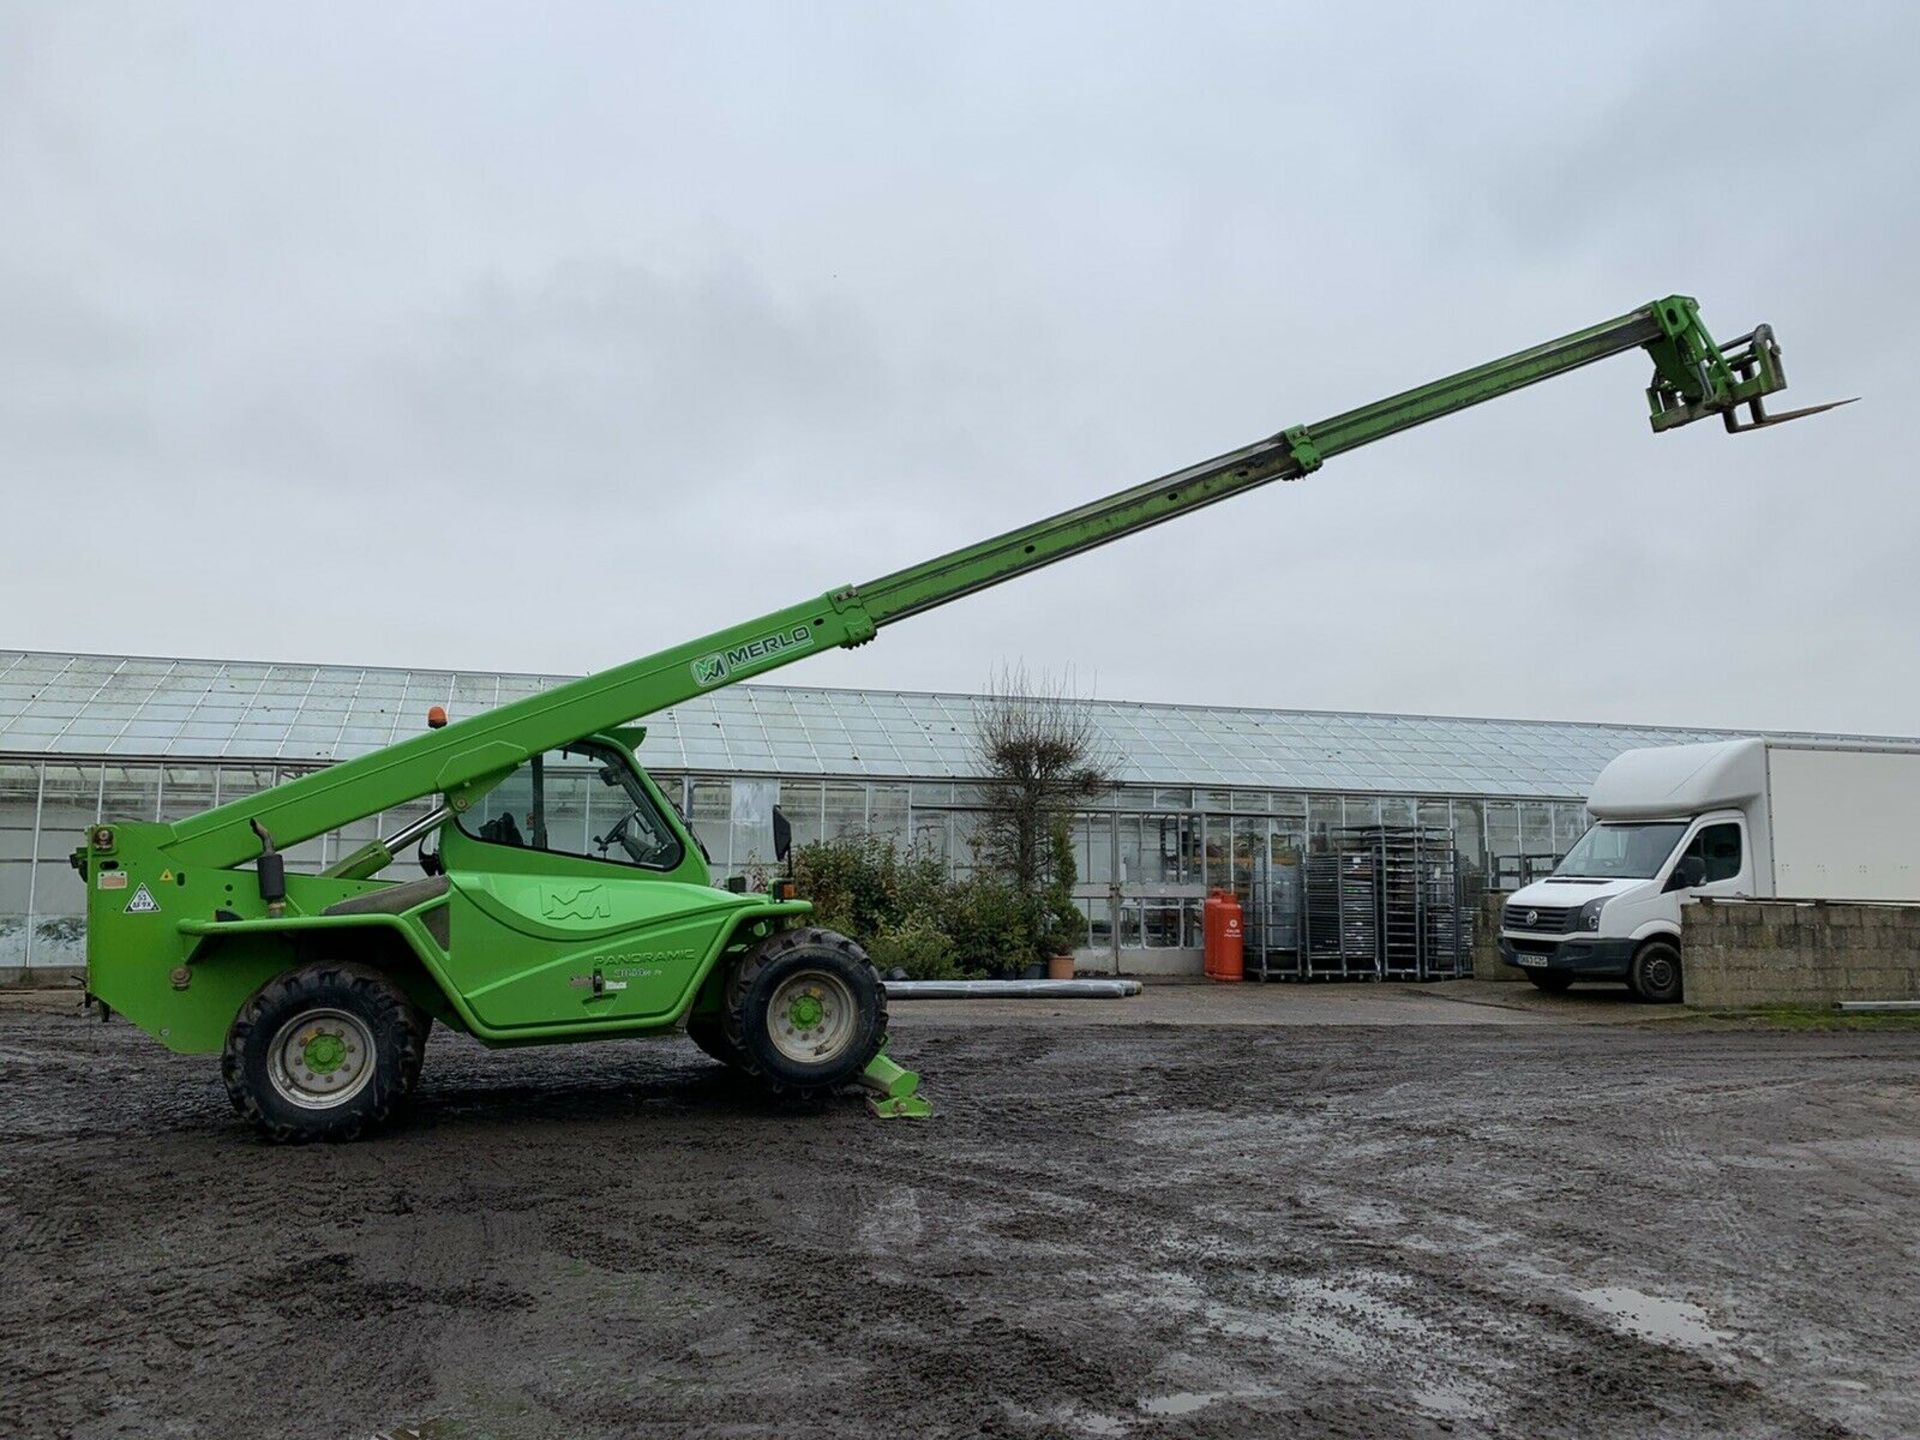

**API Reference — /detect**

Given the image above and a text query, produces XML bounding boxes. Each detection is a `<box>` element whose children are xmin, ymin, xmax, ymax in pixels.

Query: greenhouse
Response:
<box><xmin>3</xmin><ymin>649</ymin><xmax>1903</xmax><ymax>975</ymax></box>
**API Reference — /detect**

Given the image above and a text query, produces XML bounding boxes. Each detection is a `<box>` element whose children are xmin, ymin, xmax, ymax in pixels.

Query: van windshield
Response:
<box><xmin>1554</xmin><ymin>822</ymin><xmax>1688</xmax><ymax>879</ymax></box>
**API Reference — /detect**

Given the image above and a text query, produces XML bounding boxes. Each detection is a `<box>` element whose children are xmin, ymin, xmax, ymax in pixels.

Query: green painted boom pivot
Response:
<box><xmin>159</xmin><ymin>295</ymin><xmax>1816</xmax><ymax>869</ymax></box>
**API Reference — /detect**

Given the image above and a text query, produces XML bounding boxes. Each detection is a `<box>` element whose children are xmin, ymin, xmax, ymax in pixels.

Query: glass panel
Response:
<box><xmin>159</xmin><ymin>766</ymin><xmax>217</xmax><ymax>823</ymax></box>
<box><xmin>1379</xmin><ymin>796</ymin><xmax>1414</xmax><ymax>827</ymax></box>
<box><xmin>216</xmin><ymin>766</ymin><xmax>277</xmax><ymax>807</ymax></box>
<box><xmin>1450</xmin><ymin>798</ymin><xmax>1486</xmax><ymax>890</ymax></box>
<box><xmin>1202</xmin><ymin>815</ymin><xmax>1229</xmax><ymax>890</ymax></box>
<box><xmin>1520</xmin><ymin>802</ymin><xmax>1554</xmax><ymax>855</ymax></box>
<box><xmin>1343</xmin><ymin>795</ymin><xmax>1380</xmax><ymax>830</ymax></box>
<box><xmin>42</xmin><ymin>765</ymin><xmax>106</xmax><ymax>841</ymax></box>
<box><xmin>1086</xmin><ymin>897</ymin><xmax>1111</xmax><ymax>949</ymax></box>
<box><xmin>949</xmin><ymin>811</ymin><xmax>984</xmax><ymax>877</ymax></box>
<box><xmin>823</xmin><ymin>783</ymin><xmax>865</xmax><ymax>840</ymax></box>
<box><xmin>1230</xmin><ymin>816</ymin><xmax>1260</xmax><ymax>898</ymax></box>
<box><xmin>0</xmin><ymin>765</ymin><xmax>37</xmax><ymax>869</ymax></box>
<box><xmin>780</xmin><ymin>780</ymin><xmax>823</xmax><ymax>855</ymax></box>
<box><xmin>30</xmin><ymin>857</ymin><xmax>86</xmax><ymax>966</ymax></box>
<box><xmin>731</xmin><ymin>778</ymin><xmax>780</xmax><ymax>874</ymax></box>
<box><xmin>1308</xmin><ymin>795</ymin><xmax>1341</xmax><ymax>853</ymax></box>
<box><xmin>910</xmin><ymin>809</ymin><xmax>949</xmax><ymax>865</ymax></box>
<box><xmin>867</xmin><ymin>785</ymin><xmax>909</xmax><ymax>849</ymax></box>
<box><xmin>1077</xmin><ymin>813</ymin><xmax>1113</xmax><ymax>885</ymax></box>
<box><xmin>1143</xmin><ymin>904</ymin><xmax>1182</xmax><ymax>948</ymax></box>
<box><xmin>0</xmin><ymin>860</ymin><xmax>30</xmax><ymax>965</ymax></box>
<box><xmin>690</xmin><ymin>780</ymin><xmax>731</xmax><ymax>868</ymax></box>
<box><xmin>1486</xmin><ymin>802</ymin><xmax>1520</xmax><ymax>889</ymax></box>
<box><xmin>1553</xmin><ymin>802</ymin><xmax>1588</xmax><ymax>850</ymax></box>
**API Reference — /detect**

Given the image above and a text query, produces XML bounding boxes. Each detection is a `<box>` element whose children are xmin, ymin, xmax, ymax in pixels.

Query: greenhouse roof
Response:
<box><xmin>1</xmin><ymin>649</ymin><xmax>1906</xmax><ymax>799</ymax></box>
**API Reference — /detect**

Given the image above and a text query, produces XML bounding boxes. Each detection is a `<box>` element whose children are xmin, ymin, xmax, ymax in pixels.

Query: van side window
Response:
<box><xmin>1679</xmin><ymin>822</ymin><xmax>1742</xmax><ymax>883</ymax></box>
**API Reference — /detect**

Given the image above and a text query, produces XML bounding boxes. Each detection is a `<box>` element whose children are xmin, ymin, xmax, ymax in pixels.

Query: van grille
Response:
<box><xmin>1504</xmin><ymin>903</ymin><xmax>1575</xmax><ymax>934</ymax></box>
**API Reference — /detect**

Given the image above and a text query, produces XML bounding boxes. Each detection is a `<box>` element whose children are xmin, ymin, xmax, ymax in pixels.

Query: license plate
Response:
<box><xmin>1514</xmin><ymin>954</ymin><xmax>1549</xmax><ymax>968</ymax></box>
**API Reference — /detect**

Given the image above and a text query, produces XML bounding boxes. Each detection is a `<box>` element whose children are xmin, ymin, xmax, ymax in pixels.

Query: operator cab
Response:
<box><xmin>452</xmin><ymin>738</ymin><xmax>694</xmax><ymax>875</ymax></box>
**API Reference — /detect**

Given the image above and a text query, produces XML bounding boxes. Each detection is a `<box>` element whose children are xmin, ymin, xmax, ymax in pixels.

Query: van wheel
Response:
<box><xmin>1630</xmin><ymin>940</ymin><xmax>1684</xmax><ymax>1004</ymax></box>
<box><xmin>1526</xmin><ymin>971</ymin><xmax>1573</xmax><ymax>993</ymax></box>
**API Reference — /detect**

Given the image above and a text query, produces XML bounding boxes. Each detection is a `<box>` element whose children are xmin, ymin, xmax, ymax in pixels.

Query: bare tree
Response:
<box><xmin>970</xmin><ymin>664</ymin><xmax>1116</xmax><ymax>970</ymax></box>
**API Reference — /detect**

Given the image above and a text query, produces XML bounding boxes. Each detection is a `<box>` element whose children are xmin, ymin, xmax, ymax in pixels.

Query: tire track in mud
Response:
<box><xmin>1</xmin><ymin>1008</ymin><xmax>1916</xmax><ymax>1439</ymax></box>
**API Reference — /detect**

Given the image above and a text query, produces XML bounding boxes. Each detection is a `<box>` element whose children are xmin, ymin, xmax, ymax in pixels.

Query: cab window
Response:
<box><xmin>457</xmin><ymin>743</ymin><xmax>683</xmax><ymax>871</ymax></box>
<box><xmin>1678</xmin><ymin>822</ymin><xmax>1743</xmax><ymax>884</ymax></box>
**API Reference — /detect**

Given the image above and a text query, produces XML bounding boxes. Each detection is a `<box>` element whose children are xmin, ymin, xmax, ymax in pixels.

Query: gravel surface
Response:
<box><xmin>2</xmin><ymin>998</ymin><xmax>1916</xmax><ymax>1439</ymax></box>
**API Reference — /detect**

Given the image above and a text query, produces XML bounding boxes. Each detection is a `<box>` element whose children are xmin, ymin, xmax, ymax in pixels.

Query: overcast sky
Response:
<box><xmin>3</xmin><ymin>3</ymin><xmax>1915</xmax><ymax>735</ymax></box>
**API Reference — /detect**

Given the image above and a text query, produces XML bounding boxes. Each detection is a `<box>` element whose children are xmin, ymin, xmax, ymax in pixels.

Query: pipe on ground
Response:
<box><xmin>881</xmin><ymin>979</ymin><xmax>1142</xmax><ymax>1000</ymax></box>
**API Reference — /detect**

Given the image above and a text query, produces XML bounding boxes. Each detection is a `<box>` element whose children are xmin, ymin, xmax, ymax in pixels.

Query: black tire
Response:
<box><xmin>1630</xmin><ymin>940</ymin><xmax>1684</xmax><ymax>1004</ymax></box>
<box><xmin>686</xmin><ymin>1012</ymin><xmax>748</xmax><ymax>1070</ymax></box>
<box><xmin>728</xmin><ymin>928</ymin><xmax>887</xmax><ymax>1095</ymax></box>
<box><xmin>221</xmin><ymin>963</ymin><xmax>428</xmax><ymax>1143</ymax></box>
<box><xmin>1526</xmin><ymin>971</ymin><xmax>1574</xmax><ymax>993</ymax></box>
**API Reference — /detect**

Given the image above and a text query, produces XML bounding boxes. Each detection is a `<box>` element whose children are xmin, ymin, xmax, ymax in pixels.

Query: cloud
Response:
<box><xmin>1</xmin><ymin>2</ymin><xmax>1914</xmax><ymax>737</ymax></box>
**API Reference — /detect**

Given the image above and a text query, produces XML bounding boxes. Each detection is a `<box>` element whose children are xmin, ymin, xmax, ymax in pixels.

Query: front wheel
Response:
<box><xmin>729</xmin><ymin>928</ymin><xmax>887</xmax><ymax>1095</ymax></box>
<box><xmin>1629</xmin><ymin>940</ymin><xmax>1684</xmax><ymax>1004</ymax></box>
<box><xmin>222</xmin><ymin>963</ymin><xmax>427</xmax><ymax>1142</ymax></box>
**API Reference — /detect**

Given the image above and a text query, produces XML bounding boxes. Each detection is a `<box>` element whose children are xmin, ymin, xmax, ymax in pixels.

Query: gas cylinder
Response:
<box><xmin>1212</xmin><ymin>890</ymin><xmax>1244</xmax><ymax>983</ymax></box>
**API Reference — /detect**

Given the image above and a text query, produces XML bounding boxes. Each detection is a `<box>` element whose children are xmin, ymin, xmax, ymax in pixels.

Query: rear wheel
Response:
<box><xmin>686</xmin><ymin>1012</ymin><xmax>748</xmax><ymax>1070</ymax></box>
<box><xmin>222</xmin><ymin>963</ymin><xmax>427</xmax><ymax>1142</ymax></box>
<box><xmin>729</xmin><ymin>928</ymin><xmax>887</xmax><ymax>1095</ymax></box>
<box><xmin>1630</xmin><ymin>940</ymin><xmax>1684</xmax><ymax>1004</ymax></box>
<box><xmin>1526</xmin><ymin>971</ymin><xmax>1574</xmax><ymax>993</ymax></box>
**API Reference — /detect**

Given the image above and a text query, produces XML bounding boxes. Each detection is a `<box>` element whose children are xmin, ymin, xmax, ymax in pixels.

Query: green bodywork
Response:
<box><xmin>74</xmin><ymin>296</ymin><xmax>1825</xmax><ymax>1057</ymax></box>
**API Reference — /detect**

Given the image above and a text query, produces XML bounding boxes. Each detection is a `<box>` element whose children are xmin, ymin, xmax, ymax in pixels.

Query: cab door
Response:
<box><xmin>435</xmin><ymin>741</ymin><xmax>737</xmax><ymax>1033</ymax></box>
<box><xmin>1661</xmin><ymin>815</ymin><xmax>1751</xmax><ymax>899</ymax></box>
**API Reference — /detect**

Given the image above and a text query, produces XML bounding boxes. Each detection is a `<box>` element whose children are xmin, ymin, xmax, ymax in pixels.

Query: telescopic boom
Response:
<box><xmin>157</xmin><ymin>295</ymin><xmax>1842</xmax><ymax>870</ymax></box>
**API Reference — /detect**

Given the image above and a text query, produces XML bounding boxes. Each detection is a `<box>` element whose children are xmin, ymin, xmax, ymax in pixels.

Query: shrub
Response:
<box><xmin>788</xmin><ymin>835</ymin><xmax>1023</xmax><ymax>978</ymax></box>
<box><xmin>866</xmin><ymin>910</ymin><xmax>966</xmax><ymax>980</ymax></box>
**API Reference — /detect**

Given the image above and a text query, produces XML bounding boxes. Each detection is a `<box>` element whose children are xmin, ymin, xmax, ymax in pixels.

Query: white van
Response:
<box><xmin>1500</xmin><ymin>738</ymin><xmax>1920</xmax><ymax>1001</ymax></box>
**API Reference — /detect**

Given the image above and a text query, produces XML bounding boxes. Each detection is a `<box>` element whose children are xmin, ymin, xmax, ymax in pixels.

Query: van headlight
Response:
<box><xmin>1578</xmin><ymin>897</ymin><xmax>1607</xmax><ymax>932</ymax></box>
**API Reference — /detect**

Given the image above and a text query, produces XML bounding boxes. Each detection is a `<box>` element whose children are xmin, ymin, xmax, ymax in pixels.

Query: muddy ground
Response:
<box><xmin>3</xmin><ymin>994</ymin><xmax>1917</xmax><ymax>1440</ymax></box>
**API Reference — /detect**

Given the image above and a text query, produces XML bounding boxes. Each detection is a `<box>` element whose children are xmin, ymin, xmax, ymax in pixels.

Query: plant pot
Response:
<box><xmin>1047</xmin><ymin>953</ymin><xmax>1076</xmax><ymax>981</ymax></box>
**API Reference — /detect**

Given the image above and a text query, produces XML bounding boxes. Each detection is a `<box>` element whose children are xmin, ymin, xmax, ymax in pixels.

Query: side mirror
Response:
<box><xmin>1666</xmin><ymin>855</ymin><xmax>1707</xmax><ymax>892</ymax></box>
<box><xmin>772</xmin><ymin>805</ymin><xmax>792</xmax><ymax>863</ymax></box>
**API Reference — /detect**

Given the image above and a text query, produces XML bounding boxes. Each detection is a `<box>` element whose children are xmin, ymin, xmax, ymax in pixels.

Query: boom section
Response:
<box><xmin>159</xmin><ymin>592</ymin><xmax>878</xmax><ymax>870</ymax></box>
<box><xmin>152</xmin><ymin>294</ymin><xmax>1810</xmax><ymax>867</ymax></box>
<box><xmin>854</xmin><ymin>299</ymin><xmax>1696</xmax><ymax>626</ymax></box>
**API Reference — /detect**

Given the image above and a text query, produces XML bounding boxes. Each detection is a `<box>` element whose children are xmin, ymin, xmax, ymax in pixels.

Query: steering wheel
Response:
<box><xmin>594</xmin><ymin>810</ymin><xmax>635</xmax><ymax>856</ymax></box>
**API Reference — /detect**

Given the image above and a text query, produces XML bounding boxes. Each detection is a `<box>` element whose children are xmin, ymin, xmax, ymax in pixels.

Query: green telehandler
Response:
<box><xmin>72</xmin><ymin>297</ymin><xmax>1841</xmax><ymax>1140</ymax></box>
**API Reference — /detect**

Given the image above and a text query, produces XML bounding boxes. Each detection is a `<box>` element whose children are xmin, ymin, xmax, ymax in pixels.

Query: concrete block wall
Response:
<box><xmin>1473</xmin><ymin>893</ymin><xmax>1519</xmax><ymax>981</ymax></box>
<box><xmin>1684</xmin><ymin>898</ymin><xmax>1920</xmax><ymax>1008</ymax></box>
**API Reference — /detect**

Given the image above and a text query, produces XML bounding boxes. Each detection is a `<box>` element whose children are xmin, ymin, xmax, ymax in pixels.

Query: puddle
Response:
<box><xmin>1577</xmin><ymin>1287</ymin><xmax>1729</xmax><ymax>1349</ymax></box>
<box><xmin>1140</xmin><ymin>1391</ymin><xmax>1216</xmax><ymax>1415</ymax></box>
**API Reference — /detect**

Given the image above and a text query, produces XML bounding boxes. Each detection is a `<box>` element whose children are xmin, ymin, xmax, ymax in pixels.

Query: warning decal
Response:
<box><xmin>125</xmin><ymin>884</ymin><xmax>161</xmax><ymax>915</ymax></box>
<box><xmin>98</xmin><ymin>871</ymin><xmax>128</xmax><ymax>891</ymax></box>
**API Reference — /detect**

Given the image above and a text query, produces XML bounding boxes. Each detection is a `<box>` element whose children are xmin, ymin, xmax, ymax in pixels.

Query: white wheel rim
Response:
<box><xmin>267</xmin><ymin>1007</ymin><xmax>377</xmax><ymax>1110</ymax></box>
<box><xmin>765</xmin><ymin>970</ymin><xmax>858</xmax><ymax>1065</ymax></box>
